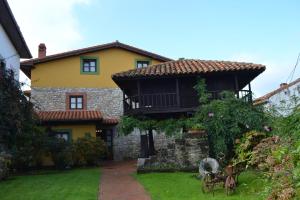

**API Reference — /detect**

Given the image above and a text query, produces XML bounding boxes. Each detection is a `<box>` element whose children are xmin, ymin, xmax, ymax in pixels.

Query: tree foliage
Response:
<box><xmin>0</xmin><ymin>69</ymin><xmax>47</xmax><ymax>170</ymax></box>
<box><xmin>117</xmin><ymin>116</ymin><xmax>192</xmax><ymax>136</ymax></box>
<box><xmin>194</xmin><ymin>90</ymin><xmax>268</xmax><ymax>159</ymax></box>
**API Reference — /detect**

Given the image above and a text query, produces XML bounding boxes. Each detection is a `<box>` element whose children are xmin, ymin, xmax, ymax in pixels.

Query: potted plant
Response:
<box><xmin>184</xmin><ymin>118</ymin><xmax>206</xmax><ymax>136</ymax></box>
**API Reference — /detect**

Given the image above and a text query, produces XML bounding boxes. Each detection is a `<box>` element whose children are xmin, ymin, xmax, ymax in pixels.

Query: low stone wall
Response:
<box><xmin>137</xmin><ymin>133</ymin><xmax>209</xmax><ymax>172</ymax></box>
<box><xmin>113</xmin><ymin>130</ymin><xmax>173</xmax><ymax>161</ymax></box>
<box><xmin>113</xmin><ymin>129</ymin><xmax>141</xmax><ymax>161</ymax></box>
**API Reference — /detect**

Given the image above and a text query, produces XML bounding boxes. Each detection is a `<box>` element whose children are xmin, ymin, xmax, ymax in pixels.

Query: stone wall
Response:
<box><xmin>137</xmin><ymin>133</ymin><xmax>209</xmax><ymax>172</ymax></box>
<box><xmin>31</xmin><ymin>87</ymin><xmax>123</xmax><ymax>117</ymax></box>
<box><xmin>113</xmin><ymin>129</ymin><xmax>173</xmax><ymax>161</ymax></box>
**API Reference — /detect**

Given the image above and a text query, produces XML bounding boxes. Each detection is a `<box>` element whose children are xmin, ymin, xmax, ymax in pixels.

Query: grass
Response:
<box><xmin>0</xmin><ymin>168</ymin><xmax>100</xmax><ymax>200</ymax></box>
<box><xmin>136</xmin><ymin>171</ymin><xmax>269</xmax><ymax>200</ymax></box>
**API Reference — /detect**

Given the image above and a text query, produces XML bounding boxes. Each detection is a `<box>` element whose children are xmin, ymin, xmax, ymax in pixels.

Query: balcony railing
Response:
<box><xmin>123</xmin><ymin>90</ymin><xmax>252</xmax><ymax>115</ymax></box>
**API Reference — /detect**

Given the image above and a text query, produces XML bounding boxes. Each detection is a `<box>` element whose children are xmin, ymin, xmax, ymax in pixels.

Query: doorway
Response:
<box><xmin>98</xmin><ymin>129</ymin><xmax>114</xmax><ymax>160</ymax></box>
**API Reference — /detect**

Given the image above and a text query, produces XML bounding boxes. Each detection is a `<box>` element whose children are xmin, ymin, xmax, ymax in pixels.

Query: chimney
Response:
<box><xmin>38</xmin><ymin>43</ymin><xmax>46</xmax><ymax>58</ymax></box>
<box><xmin>280</xmin><ymin>83</ymin><xmax>288</xmax><ymax>88</ymax></box>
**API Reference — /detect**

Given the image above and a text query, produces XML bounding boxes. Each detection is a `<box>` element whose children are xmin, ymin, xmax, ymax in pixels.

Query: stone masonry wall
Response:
<box><xmin>137</xmin><ymin>133</ymin><xmax>209</xmax><ymax>172</ymax></box>
<box><xmin>31</xmin><ymin>87</ymin><xmax>123</xmax><ymax>118</ymax></box>
<box><xmin>31</xmin><ymin>87</ymin><xmax>202</xmax><ymax>164</ymax></box>
<box><xmin>113</xmin><ymin>129</ymin><xmax>173</xmax><ymax>161</ymax></box>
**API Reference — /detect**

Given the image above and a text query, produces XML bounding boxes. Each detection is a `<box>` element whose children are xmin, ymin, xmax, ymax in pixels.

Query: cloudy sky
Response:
<box><xmin>9</xmin><ymin>0</ymin><xmax>300</xmax><ymax>97</ymax></box>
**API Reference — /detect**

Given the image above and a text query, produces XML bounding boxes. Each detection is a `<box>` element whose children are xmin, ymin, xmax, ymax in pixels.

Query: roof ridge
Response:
<box><xmin>112</xmin><ymin>59</ymin><xmax>266</xmax><ymax>79</ymax></box>
<box><xmin>21</xmin><ymin>41</ymin><xmax>172</xmax><ymax>64</ymax></box>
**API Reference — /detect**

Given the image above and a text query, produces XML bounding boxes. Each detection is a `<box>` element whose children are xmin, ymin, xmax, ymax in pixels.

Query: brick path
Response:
<box><xmin>99</xmin><ymin>160</ymin><xmax>151</xmax><ymax>200</ymax></box>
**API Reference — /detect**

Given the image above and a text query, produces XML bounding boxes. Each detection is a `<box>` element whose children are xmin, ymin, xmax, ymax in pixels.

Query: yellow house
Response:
<box><xmin>21</xmin><ymin>41</ymin><xmax>172</xmax><ymax>160</ymax></box>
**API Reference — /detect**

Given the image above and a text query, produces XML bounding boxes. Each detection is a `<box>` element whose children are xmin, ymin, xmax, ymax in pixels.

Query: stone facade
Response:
<box><xmin>137</xmin><ymin>133</ymin><xmax>209</xmax><ymax>172</ymax></box>
<box><xmin>31</xmin><ymin>87</ymin><xmax>208</xmax><ymax>166</ymax></box>
<box><xmin>31</xmin><ymin>87</ymin><xmax>123</xmax><ymax>118</ymax></box>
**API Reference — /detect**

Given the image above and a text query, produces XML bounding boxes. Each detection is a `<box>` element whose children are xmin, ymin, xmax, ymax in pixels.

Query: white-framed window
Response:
<box><xmin>136</xmin><ymin>60</ymin><xmax>150</xmax><ymax>68</ymax></box>
<box><xmin>70</xmin><ymin>96</ymin><xmax>83</xmax><ymax>110</ymax></box>
<box><xmin>56</xmin><ymin>132</ymin><xmax>69</xmax><ymax>141</ymax></box>
<box><xmin>82</xmin><ymin>59</ymin><xmax>97</xmax><ymax>72</ymax></box>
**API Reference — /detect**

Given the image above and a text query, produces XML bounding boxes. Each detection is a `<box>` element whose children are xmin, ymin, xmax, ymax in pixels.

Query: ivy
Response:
<box><xmin>117</xmin><ymin>116</ymin><xmax>193</xmax><ymax>136</ymax></box>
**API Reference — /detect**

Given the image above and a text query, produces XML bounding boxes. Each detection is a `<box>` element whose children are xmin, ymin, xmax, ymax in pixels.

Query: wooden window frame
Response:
<box><xmin>135</xmin><ymin>59</ymin><xmax>152</xmax><ymax>69</ymax></box>
<box><xmin>66</xmin><ymin>92</ymin><xmax>87</xmax><ymax>110</ymax></box>
<box><xmin>80</xmin><ymin>56</ymin><xmax>100</xmax><ymax>75</ymax></box>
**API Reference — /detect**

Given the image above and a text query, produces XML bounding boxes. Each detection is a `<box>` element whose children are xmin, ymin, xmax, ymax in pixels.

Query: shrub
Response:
<box><xmin>72</xmin><ymin>136</ymin><xmax>107</xmax><ymax>166</ymax></box>
<box><xmin>232</xmin><ymin>130</ymin><xmax>266</xmax><ymax>170</ymax></box>
<box><xmin>235</xmin><ymin>134</ymin><xmax>299</xmax><ymax>200</ymax></box>
<box><xmin>47</xmin><ymin>137</ymin><xmax>73</xmax><ymax>169</ymax></box>
<box><xmin>11</xmin><ymin>126</ymin><xmax>47</xmax><ymax>171</ymax></box>
<box><xmin>0</xmin><ymin>152</ymin><xmax>11</xmax><ymax>180</ymax></box>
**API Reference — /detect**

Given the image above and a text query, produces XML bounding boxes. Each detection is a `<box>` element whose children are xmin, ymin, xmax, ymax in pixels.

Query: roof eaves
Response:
<box><xmin>0</xmin><ymin>0</ymin><xmax>32</xmax><ymax>58</ymax></box>
<box><xmin>21</xmin><ymin>41</ymin><xmax>172</xmax><ymax>65</ymax></box>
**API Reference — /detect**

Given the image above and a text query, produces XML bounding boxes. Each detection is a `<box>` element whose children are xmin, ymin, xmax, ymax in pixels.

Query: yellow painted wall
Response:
<box><xmin>31</xmin><ymin>48</ymin><xmax>162</xmax><ymax>88</ymax></box>
<box><xmin>53</xmin><ymin>124</ymin><xmax>96</xmax><ymax>140</ymax></box>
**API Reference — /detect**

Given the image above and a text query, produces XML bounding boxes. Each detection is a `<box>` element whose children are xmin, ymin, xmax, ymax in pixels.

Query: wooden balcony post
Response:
<box><xmin>248</xmin><ymin>82</ymin><xmax>252</xmax><ymax>102</ymax></box>
<box><xmin>176</xmin><ymin>78</ymin><xmax>180</xmax><ymax>107</ymax></box>
<box><xmin>137</xmin><ymin>80</ymin><xmax>141</xmax><ymax>108</ymax></box>
<box><xmin>123</xmin><ymin>91</ymin><xmax>125</xmax><ymax>111</ymax></box>
<box><xmin>148</xmin><ymin>129</ymin><xmax>155</xmax><ymax>156</ymax></box>
<box><xmin>234</xmin><ymin>74</ymin><xmax>239</xmax><ymax>98</ymax></box>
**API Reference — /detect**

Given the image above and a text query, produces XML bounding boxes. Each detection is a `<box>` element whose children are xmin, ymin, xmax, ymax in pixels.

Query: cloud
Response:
<box><xmin>8</xmin><ymin>0</ymin><xmax>91</xmax><ymax>88</ymax></box>
<box><xmin>230</xmin><ymin>53</ymin><xmax>295</xmax><ymax>98</ymax></box>
<box><xmin>9</xmin><ymin>0</ymin><xmax>90</xmax><ymax>56</ymax></box>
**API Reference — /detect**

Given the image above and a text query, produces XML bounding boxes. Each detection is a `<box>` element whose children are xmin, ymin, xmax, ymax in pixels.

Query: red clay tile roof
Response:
<box><xmin>20</xmin><ymin>41</ymin><xmax>172</xmax><ymax>78</ymax></box>
<box><xmin>102</xmin><ymin>118</ymin><xmax>119</xmax><ymax>125</ymax></box>
<box><xmin>37</xmin><ymin>110</ymin><xmax>102</xmax><ymax>122</ymax></box>
<box><xmin>254</xmin><ymin>78</ymin><xmax>300</xmax><ymax>105</ymax></box>
<box><xmin>112</xmin><ymin>59</ymin><xmax>265</xmax><ymax>79</ymax></box>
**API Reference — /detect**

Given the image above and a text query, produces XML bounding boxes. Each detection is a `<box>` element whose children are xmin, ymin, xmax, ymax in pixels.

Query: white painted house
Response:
<box><xmin>254</xmin><ymin>78</ymin><xmax>300</xmax><ymax>115</ymax></box>
<box><xmin>0</xmin><ymin>0</ymin><xmax>31</xmax><ymax>80</ymax></box>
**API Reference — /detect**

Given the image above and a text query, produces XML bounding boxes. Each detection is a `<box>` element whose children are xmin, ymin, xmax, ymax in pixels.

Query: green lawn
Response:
<box><xmin>136</xmin><ymin>171</ymin><xmax>269</xmax><ymax>200</ymax></box>
<box><xmin>0</xmin><ymin>168</ymin><xmax>100</xmax><ymax>200</ymax></box>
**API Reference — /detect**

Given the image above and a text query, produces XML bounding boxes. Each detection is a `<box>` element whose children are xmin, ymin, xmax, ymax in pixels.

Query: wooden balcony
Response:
<box><xmin>123</xmin><ymin>90</ymin><xmax>252</xmax><ymax>115</ymax></box>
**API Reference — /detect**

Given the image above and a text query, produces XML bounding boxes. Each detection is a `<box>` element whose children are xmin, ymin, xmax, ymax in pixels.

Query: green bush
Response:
<box><xmin>0</xmin><ymin>152</ymin><xmax>11</xmax><ymax>180</ymax></box>
<box><xmin>72</xmin><ymin>136</ymin><xmax>107</xmax><ymax>166</ymax></box>
<box><xmin>47</xmin><ymin>137</ymin><xmax>73</xmax><ymax>169</ymax></box>
<box><xmin>12</xmin><ymin>126</ymin><xmax>47</xmax><ymax>171</ymax></box>
<box><xmin>232</xmin><ymin>130</ymin><xmax>266</xmax><ymax>170</ymax></box>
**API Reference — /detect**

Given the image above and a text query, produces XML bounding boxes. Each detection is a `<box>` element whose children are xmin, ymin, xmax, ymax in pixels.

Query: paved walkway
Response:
<box><xmin>99</xmin><ymin>160</ymin><xmax>151</xmax><ymax>200</ymax></box>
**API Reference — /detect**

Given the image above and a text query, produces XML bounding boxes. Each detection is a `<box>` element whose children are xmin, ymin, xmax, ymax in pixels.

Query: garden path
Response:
<box><xmin>99</xmin><ymin>160</ymin><xmax>151</xmax><ymax>200</ymax></box>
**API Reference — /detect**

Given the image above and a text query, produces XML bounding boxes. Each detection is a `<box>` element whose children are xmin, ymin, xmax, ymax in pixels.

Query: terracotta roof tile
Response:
<box><xmin>37</xmin><ymin>110</ymin><xmax>102</xmax><ymax>122</ymax></box>
<box><xmin>254</xmin><ymin>78</ymin><xmax>300</xmax><ymax>105</ymax></box>
<box><xmin>112</xmin><ymin>59</ymin><xmax>265</xmax><ymax>79</ymax></box>
<box><xmin>102</xmin><ymin>118</ymin><xmax>119</xmax><ymax>125</ymax></box>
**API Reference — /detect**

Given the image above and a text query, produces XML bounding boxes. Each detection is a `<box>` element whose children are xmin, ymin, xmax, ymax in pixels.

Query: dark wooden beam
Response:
<box><xmin>234</xmin><ymin>74</ymin><xmax>239</xmax><ymax>98</ymax></box>
<box><xmin>248</xmin><ymin>82</ymin><xmax>252</xmax><ymax>102</ymax></box>
<box><xmin>140</xmin><ymin>134</ymin><xmax>149</xmax><ymax>158</ymax></box>
<box><xmin>137</xmin><ymin>80</ymin><xmax>141</xmax><ymax>108</ymax></box>
<box><xmin>148</xmin><ymin>129</ymin><xmax>155</xmax><ymax>156</ymax></box>
<box><xmin>176</xmin><ymin>78</ymin><xmax>180</xmax><ymax>107</ymax></box>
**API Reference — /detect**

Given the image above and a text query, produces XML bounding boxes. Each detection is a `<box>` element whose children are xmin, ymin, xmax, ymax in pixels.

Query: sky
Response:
<box><xmin>8</xmin><ymin>0</ymin><xmax>300</xmax><ymax>97</ymax></box>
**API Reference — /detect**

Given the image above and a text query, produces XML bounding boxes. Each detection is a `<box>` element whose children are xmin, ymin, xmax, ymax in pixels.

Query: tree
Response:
<box><xmin>0</xmin><ymin>69</ymin><xmax>47</xmax><ymax>170</ymax></box>
<box><xmin>194</xmin><ymin>79</ymin><xmax>268</xmax><ymax>160</ymax></box>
